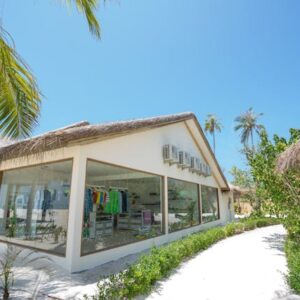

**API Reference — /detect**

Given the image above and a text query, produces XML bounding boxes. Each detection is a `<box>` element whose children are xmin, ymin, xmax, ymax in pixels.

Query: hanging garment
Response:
<box><xmin>42</xmin><ymin>189</ymin><xmax>52</xmax><ymax>220</ymax></box>
<box><xmin>118</xmin><ymin>192</ymin><xmax>122</xmax><ymax>213</ymax></box>
<box><xmin>84</xmin><ymin>188</ymin><xmax>93</xmax><ymax>221</ymax></box>
<box><xmin>121</xmin><ymin>191</ymin><xmax>128</xmax><ymax>213</ymax></box>
<box><xmin>104</xmin><ymin>190</ymin><xmax>120</xmax><ymax>214</ymax></box>
<box><xmin>92</xmin><ymin>190</ymin><xmax>98</xmax><ymax>204</ymax></box>
<box><xmin>100</xmin><ymin>192</ymin><xmax>104</xmax><ymax>205</ymax></box>
<box><xmin>111</xmin><ymin>190</ymin><xmax>120</xmax><ymax>214</ymax></box>
<box><xmin>96</xmin><ymin>192</ymin><xmax>101</xmax><ymax>205</ymax></box>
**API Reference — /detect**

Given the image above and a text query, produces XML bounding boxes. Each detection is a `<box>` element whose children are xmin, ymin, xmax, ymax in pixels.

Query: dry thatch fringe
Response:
<box><xmin>0</xmin><ymin>113</ymin><xmax>195</xmax><ymax>161</ymax></box>
<box><xmin>276</xmin><ymin>140</ymin><xmax>300</xmax><ymax>173</ymax></box>
<box><xmin>229</xmin><ymin>184</ymin><xmax>249</xmax><ymax>195</ymax></box>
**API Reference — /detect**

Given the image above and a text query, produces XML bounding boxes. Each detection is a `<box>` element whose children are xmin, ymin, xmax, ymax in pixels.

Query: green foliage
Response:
<box><xmin>0</xmin><ymin>1</ymin><xmax>101</xmax><ymax>139</ymax></box>
<box><xmin>64</xmin><ymin>0</ymin><xmax>101</xmax><ymax>38</ymax></box>
<box><xmin>241</xmin><ymin>126</ymin><xmax>300</xmax><ymax>295</ymax></box>
<box><xmin>0</xmin><ymin>28</ymin><xmax>41</xmax><ymax>138</ymax></box>
<box><xmin>230</xmin><ymin>166</ymin><xmax>257</xmax><ymax>213</ymax></box>
<box><xmin>285</xmin><ymin>237</ymin><xmax>300</xmax><ymax>294</ymax></box>
<box><xmin>248</xmin><ymin>129</ymin><xmax>300</xmax><ymax>230</ymax></box>
<box><xmin>224</xmin><ymin>222</ymin><xmax>245</xmax><ymax>236</ymax></box>
<box><xmin>85</xmin><ymin>217</ymin><xmax>279</xmax><ymax>300</ymax></box>
<box><xmin>230</xmin><ymin>166</ymin><xmax>254</xmax><ymax>189</ymax></box>
<box><xmin>242</xmin><ymin>219</ymin><xmax>257</xmax><ymax>231</ymax></box>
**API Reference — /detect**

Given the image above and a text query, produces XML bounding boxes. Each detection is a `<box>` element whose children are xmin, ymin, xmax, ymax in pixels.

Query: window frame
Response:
<box><xmin>200</xmin><ymin>184</ymin><xmax>220</xmax><ymax>223</ymax></box>
<box><xmin>167</xmin><ymin>176</ymin><xmax>201</xmax><ymax>233</ymax></box>
<box><xmin>80</xmin><ymin>158</ymin><xmax>165</xmax><ymax>257</ymax></box>
<box><xmin>0</xmin><ymin>158</ymin><xmax>74</xmax><ymax>257</ymax></box>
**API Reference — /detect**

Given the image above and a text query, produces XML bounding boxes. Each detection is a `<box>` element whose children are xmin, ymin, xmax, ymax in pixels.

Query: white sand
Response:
<box><xmin>146</xmin><ymin>225</ymin><xmax>300</xmax><ymax>300</ymax></box>
<box><xmin>5</xmin><ymin>225</ymin><xmax>300</xmax><ymax>300</ymax></box>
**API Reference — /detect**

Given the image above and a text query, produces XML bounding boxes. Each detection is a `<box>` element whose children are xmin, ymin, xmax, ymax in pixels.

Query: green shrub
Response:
<box><xmin>255</xmin><ymin>217</ymin><xmax>280</xmax><ymax>228</ymax></box>
<box><xmin>243</xmin><ymin>219</ymin><xmax>257</xmax><ymax>231</ymax></box>
<box><xmin>86</xmin><ymin>217</ymin><xmax>280</xmax><ymax>300</ymax></box>
<box><xmin>223</xmin><ymin>222</ymin><xmax>245</xmax><ymax>236</ymax></box>
<box><xmin>285</xmin><ymin>237</ymin><xmax>300</xmax><ymax>294</ymax></box>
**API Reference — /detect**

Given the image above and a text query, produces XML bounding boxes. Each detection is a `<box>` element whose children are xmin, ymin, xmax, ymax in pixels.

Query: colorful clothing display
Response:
<box><xmin>85</xmin><ymin>186</ymin><xmax>129</xmax><ymax>216</ymax></box>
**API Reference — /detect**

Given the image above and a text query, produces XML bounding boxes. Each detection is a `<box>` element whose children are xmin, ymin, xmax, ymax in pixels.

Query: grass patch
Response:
<box><xmin>85</xmin><ymin>217</ymin><xmax>280</xmax><ymax>300</ymax></box>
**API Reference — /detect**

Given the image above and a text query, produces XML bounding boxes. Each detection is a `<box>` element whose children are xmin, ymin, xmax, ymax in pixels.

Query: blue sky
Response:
<box><xmin>3</xmin><ymin>0</ymin><xmax>300</xmax><ymax>179</ymax></box>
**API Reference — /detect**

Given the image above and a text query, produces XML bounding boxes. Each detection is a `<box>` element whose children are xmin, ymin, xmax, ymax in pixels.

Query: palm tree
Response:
<box><xmin>0</xmin><ymin>0</ymin><xmax>101</xmax><ymax>139</ymax></box>
<box><xmin>234</xmin><ymin>108</ymin><xmax>264</xmax><ymax>150</ymax></box>
<box><xmin>204</xmin><ymin>114</ymin><xmax>222</xmax><ymax>155</ymax></box>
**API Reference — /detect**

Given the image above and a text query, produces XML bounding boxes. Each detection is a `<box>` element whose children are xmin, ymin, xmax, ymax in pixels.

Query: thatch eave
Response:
<box><xmin>0</xmin><ymin>112</ymin><xmax>195</xmax><ymax>161</ymax></box>
<box><xmin>276</xmin><ymin>140</ymin><xmax>300</xmax><ymax>173</ymax></box>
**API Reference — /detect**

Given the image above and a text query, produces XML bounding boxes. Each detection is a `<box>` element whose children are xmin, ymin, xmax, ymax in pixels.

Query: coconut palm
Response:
<box><xmin>234</xmin><ymin>108</ymin><xmax>264</xmax><ymax>150</ymax></box>
<box><xmin>0</xmin><ymin>0</ymin><xmax>101</xmax><ymax>139</ymax></box>
<box><xmin>204</xmin><ymin>114</ymin><xmax>222</xmax><ymax>155</ymax></box>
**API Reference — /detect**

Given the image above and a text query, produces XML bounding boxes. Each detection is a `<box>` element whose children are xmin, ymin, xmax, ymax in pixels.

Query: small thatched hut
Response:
<box><xmin>229</xmin><ymin>184</ymin><xmax>253</xmax><ymax>215</ymax></box>
<box><xmin>276</xmin><ymin>140</ymin><xmax>300</xmax><ymax>173</ymax></box>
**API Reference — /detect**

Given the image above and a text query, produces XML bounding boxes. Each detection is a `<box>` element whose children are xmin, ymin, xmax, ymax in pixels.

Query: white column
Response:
<box><xmin>65</xmin><ymin>152</ymin><xmax>86</xmax><ymax>272</ymax></box>
<box><xmin>198</xmin><ymin>184</ymin><xmax>203</xmax><ymax>224</ymax></box>
<box><xmin>163</xmin><ymin>176</ymin><xmax>168</xmax><ymax>234</ymax></box>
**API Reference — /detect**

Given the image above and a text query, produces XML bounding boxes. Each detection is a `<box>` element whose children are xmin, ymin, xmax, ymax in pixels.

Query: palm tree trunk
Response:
<box><xmin>213</xmin><ymin>131</ymin><xmax>216</xmax><ymax>155</ymax></box>
<box><xmin>250</xmin><ymin>129</ymin><xmax>254</xmax><ymax>151</ymax></box>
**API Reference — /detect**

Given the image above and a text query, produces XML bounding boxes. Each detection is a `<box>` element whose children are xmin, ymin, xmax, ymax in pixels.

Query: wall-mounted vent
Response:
<box><xmin>178</xmin><ymin>151</ymin><xmax>191</xmax><ymax>168</ymax></box>
<box><xmin>206</xmin><ymin>165</ymin><xmax>212</xmax><ymax>177</ymax></box>
<box><xmin>199</xmin><ymin>162</ymin><xmax>208</xmax><ymax>176</ymax></box>
<box><xmin>191</xmin><ymin>157</ymin><xmax>201</xmax><ymax>173</ymax></box>
<box><xmin>202</xmin><ymin>164</ymin><xmax>211</xmax><ymax>177</ymax></box>
<box><xmin>163</xmin><ymin>144</ymin><xmax>179</xmax><ymax>164</ymax></box>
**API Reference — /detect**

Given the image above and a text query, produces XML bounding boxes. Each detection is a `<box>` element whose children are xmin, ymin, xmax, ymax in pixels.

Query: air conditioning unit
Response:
<box><xmin>178</xmin><ymin>151</ymin><xmax>191</xmax><ymax>168</ymax></box>
<box><xmin>199</xmin><ymin>162</ymin><xmax>206</xmax><ymax>176</ymax></box>
<box><xmin>206</xmin><ymin>165</ymin><xmax>212</xmax><ymax>177</ymax></box>
<box><xmin>191</xmin><ymin>157</ymin><xmax>201</xmax><ymax>173</ymax></box>
<box><xmin>202</xmin><ymin>164</ymin><xmax>211</xmax><ymax>177</ymax></box>
<box><xmin>163</xmin><ymin>144</ymin><xmax>179</xmax><ymax>164</ymax></box>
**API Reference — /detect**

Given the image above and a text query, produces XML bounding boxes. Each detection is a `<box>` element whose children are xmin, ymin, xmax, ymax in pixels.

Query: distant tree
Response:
<box><xmin>230</xmin><ymin>166</ymin><xmax>254</xmax><ymax>189</ymax></box>
<box><xmin>204</xmin><ymin>114</ymin><xmax>222</xmax><ymax>155</ymax></box>
<box><xmin>0</xmin><ymin>0</ymin><xmax>101</xmax><ymax>138</ymax></box>
<box><xmin>234</xmin><ymin>108</ymin><xmax>264</xmax><ymax>150</ymax></box>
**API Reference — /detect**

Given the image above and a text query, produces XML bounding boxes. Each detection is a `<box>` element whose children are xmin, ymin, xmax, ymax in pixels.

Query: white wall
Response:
<box><xmin>0</xmin><ymin>120</ymin><xmax>232</xmax><ymax>272</ymax></box>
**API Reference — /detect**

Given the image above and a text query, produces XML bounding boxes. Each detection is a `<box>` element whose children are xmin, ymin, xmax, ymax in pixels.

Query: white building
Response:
<box><xmin>0</xmin><ymin>112</ymin><xmax>233</xmax><ymax>272</ymax></box>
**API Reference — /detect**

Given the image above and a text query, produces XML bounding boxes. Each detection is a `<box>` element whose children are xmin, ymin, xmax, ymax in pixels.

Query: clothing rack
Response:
<box><xmin>86</xmin><ymin>184</ymin><xmax>106</xmax><ymax>189</ymax></box>
<box><xmin>109</xmin><ymin>186</ymin><xmax>128</xmax><ymax>191</ymax></box>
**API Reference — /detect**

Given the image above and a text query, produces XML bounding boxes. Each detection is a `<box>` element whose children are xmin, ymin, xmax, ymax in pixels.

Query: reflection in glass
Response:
<box><xmin>81</xmin><ymin>160</ymin><xmax>163</xmax><ymax>255</ymax></box>
<box><xmin>0</xmin><ymin>160</ymin><xmax>73</xmax><ymax>255</ymax></box>
<box><xmin>201</xmin><ymin>185</ymin><xmax>219</xmax><ymax>223</ymax></box>
<box><xmin>168</xmin><ymin>178</ymin><xmax>199</xmax><ymax>232</ymax></box>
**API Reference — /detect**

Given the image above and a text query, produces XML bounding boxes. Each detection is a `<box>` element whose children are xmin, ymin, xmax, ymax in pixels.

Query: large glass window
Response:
<box><xmin>81</xmin><ymin>160</ymin><xmax>163</xmax><ymax>255</ymax></box>
<box><xmin>168</xmin><ymin>178</ymin><xmax>199</xmax><ymax>232</ymax></box>
<box><xmin>0</xmin><ymin>160</ymin><xmax>73</xmax><ymax>256</ymax></box>
<box><xmin>201</xmin><ymin>185</ymin><xmax>219</xmax><ymax>223</ymax></box>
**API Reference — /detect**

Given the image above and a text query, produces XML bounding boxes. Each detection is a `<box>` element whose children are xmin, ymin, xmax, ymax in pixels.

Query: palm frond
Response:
<box><xmin>204</xmin><ymin>114</ymin><xmax>223</xmax><ymax>134</ymax></box>
<box><xmin>234</xmin><ymin>107</ymin><xmax>264</xmax><ymax>147</ymax></box>
<box><xmin>64</xmin><ymin>0</ymin><xmax>101</xmax><ymax>38</ymax></box>
<box><xmin>0</xmin><ymin>27</ymin><xmax>41</xmax><ymax>139</ymax></box>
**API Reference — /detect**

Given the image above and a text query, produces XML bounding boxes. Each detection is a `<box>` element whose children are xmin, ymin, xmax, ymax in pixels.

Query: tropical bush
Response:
<box><xmin>285</xmin><ymin>237</ymin><xmax>300</xmax><ymax>294</ymax></box>
<box><xmin>245</xmin><ymin>128</ymin><xmax>300</xmax><ymax>294</ymax></box>
<box><xmin>84</xmin><ymin>217</ymin><xmax>280</xmax><ymax>300</ymax></box>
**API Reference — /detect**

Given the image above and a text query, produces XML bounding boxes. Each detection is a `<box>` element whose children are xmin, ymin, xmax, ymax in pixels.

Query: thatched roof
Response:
<box><xmin>229</xmin><ymin>184</ymin><xmax>250</xmax><ymax>195</ymax></box>
<box><xmin>0</xmin><ymin>112</ymin><xmax>195</xmax><ymax>161</ymax></box>
<box><xmin>0</xmin><ymin>112</ymin><xmax>230</xmax><ymax>190</ymax></box>
<box><xmin>276</xmin><ymin>140</ymin><xmax>300</xmax><ymax>173</ymax></box>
